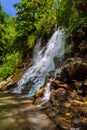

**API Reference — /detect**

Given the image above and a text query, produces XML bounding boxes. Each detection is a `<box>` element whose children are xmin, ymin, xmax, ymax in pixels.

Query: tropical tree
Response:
<box><xmin>0</xmin><ymin>5</ymin><xmax>19</xmax><ymax>79</ymax></box>
<box><xmin>57</xmin><ymin>0</ymin><xmax>87</xmax><ymax>54</ymax></box>
<box><xmin>14</xmin><ymin>0</ymin><xmax>57</xmax><ymax>51</ymax></box>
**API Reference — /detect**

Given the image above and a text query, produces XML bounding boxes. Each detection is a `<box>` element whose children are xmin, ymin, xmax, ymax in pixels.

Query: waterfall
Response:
<box><xmin>39</xmin><ymin>82</ymin><xmax>51</xmax><ymax>106</ymax></box>
<box><xmin>13</xmin><ymin>28</ymin><xmax>65</xmax><ymax>97</ymax></box>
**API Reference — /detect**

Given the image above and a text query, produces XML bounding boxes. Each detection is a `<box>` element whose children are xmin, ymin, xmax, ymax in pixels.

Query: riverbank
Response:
<box><xmin>32</xmin><ymin>56</ymin><xmax>87</xmax><ymax>129</ymax></box>
<box><xmin>0</xmin><ymin>57</ymin><xmax>87</xmax><ymax>130</ymax></box>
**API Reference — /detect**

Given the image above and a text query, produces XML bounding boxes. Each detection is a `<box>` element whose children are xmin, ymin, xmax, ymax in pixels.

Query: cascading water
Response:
<box><xmin>13</xmin><ymin>28</ymin><xmax>65</xmax><ymax>97</ymax></box>
<box><xmin>39</xmin><ymin>82</ymin><xmax>51</xmax><ymax>106</ymax></box>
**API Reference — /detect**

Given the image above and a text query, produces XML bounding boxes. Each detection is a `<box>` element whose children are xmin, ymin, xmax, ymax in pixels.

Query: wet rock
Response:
<box><xmin>21</xmin><ymin>80</ymin><xmax>34</xmax><ymax>94</ymax></box>
<box><xmin>70</xmin><ymin>100</ymin><xmax>85</xmax><ymax>106</ymax></box>
<box><xmin>54</xmin><ymin>116</ymin><xmax>71</xmax><ymax>129</ymax></box>
<box><xmin>81</xmin><ymin>107</ymin><xmax>87</xmax><ymax>117</ymax></box>
<box><xmin>44</xmin><ymin>76</ymin><xmax>51</xmax><ymax>83</ymax></box>
<box><xmin>58</xmin><ymin>83</ymin><xmax>70</xmax><ymax>90</ymax></box>
<box><xmin>50</xmin><ymin>88</ymin><xmax>67</xmax><ymax>103</ymax></box>
<box><xmin>35</xmin><ymin>88</ymin><xmax>45</xmax><ymax>98</ymax></box>
<box><xmin>73</xmin><ymin>119</ymin><xmax>87</xmax><ymax>130</ymax></box>
<box><xmin>72</xmin><ymin>79</ymin><xmax>87</xmax><ymax>96</ymax></box>
<box><xmin>0</xmin><ymin>81</ymin><xmax>7</xmax><ymax>91</ymax></box>
<box><xmin>53</xmin><ymin>56</ymin><xmax>60</xmax><ymax>69</ymax></box>
<box><xmin>48</xmin><ymin>71</ymin><xmax>55</xmax><ymax>79</ymax></box>
<box><xmin>0</xmin><ymin>76</ymin><xmax>15</xmax><ymax>91</ymax></box>
<box><xmin>55</xmin><ymin>74</ymin><xmax>63</xmax><ymax>81</ymax></box>
<box><xmin>84</xmin><ymin>79</ymin><xmax>87</xmax><ymax>86</ymax></box>
<box><xmin>51</xmin><ymin>80</ymin><xmax>60</xmax><ymax>89</ymax></box>
<box><xmin>33</xmin><ymin>97</ymin><xmax>41</xmax><ymax>105</ymax></box>
<box><xmin>73</xmin><ymin>81</ymin><xmax>83</xmax><ymax>90</ymax></box>
<box><xmin>47</xmin><ymin>110</ymin><xmax>56</xmax><ymax>118</ymax></box>
<box><xmin>79</xmin><ymin>124</ymin><xmax>87</xmax><ymax>130</ymax></box>
<box><xmin>51</xmin><ymin>80</ymin><xmax>70</xmax><ymax>90</ymax></box>
<box><xmin>69</xmin><ymin>90</ymin><xmax>78</xmax><ymax>99</ymax></box>
<box><xmin>41</xmin><ymin>102</ymin><xmax>51</xmax><ymax>108</ymax></box>
<box><xmin>33</xmin><ymin>88</ymin><xmax>45</xmax><ymax>104</ymax></box>
<box><xmin>63</xmin><ymin>102</ymin><xmax>71</xmax><ymax>108</ymax></box>
<box><xmin>62</xmin><ymin>57</ymin><xmax>87</xmax><ymax>80</ymax></box>
<box><xmin>81</xmin><ymin>79</ymin><xmax>87</xmax><ymax>96</ymax></box>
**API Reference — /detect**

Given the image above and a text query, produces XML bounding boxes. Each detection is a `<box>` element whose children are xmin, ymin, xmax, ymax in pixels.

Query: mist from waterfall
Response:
<box><xmin>13</xmin><ymin>28</ymin><xmax>65</xmax><ymax>97</ymax></box>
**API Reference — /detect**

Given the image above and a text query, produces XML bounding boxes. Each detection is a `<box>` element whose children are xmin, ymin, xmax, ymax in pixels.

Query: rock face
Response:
<box><xmin>33</xmin><ymin>57</ymin><xmax>87</xmax><ymax>129</ymax></box>
<box><xmin>33</xmin><ymin>87</ymin><xmax>45</xmax><ymax>104</ymax></box>
<box><xmin>61</xmin><ymin>57</ymin><xmax>87</xmax><ymax>80</ymax></box>
<box><xmin>0</xmin><ymin>76</ymin><xmax>16</xmax><ymax>91</ymax></box>
<box><xmin>50</xmin><ymin>88</ymin><xmax>67</xmax><ymax>103</ymax></box>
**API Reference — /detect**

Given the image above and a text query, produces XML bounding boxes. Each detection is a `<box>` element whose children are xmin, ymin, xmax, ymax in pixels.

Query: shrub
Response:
<box><xmin>0</xmin><ymin>51</ymin><xmax>20</xmax><ymax>79</ymax></box>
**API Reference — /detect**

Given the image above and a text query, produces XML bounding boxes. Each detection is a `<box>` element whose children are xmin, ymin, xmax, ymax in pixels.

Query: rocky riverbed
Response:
<box><xmin>0</xmin><ymin>57</ymin><xmax>87</xmax><ymax>130</ymax></box>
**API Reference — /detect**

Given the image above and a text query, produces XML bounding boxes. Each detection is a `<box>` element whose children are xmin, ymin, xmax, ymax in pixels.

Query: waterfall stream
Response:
<box><xmin>13</xmin><ymin>28</ymin><xmax>65</xmax><ymax>97</ymax></box>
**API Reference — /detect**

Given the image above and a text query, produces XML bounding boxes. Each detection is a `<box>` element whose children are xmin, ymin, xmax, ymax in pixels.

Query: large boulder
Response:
<box><xmin>50</xmin><ymin>88</ymin><xmax>68</xmax><ymax>104</ymax></box>
<box><xmin>33</xmin><ymin>87</ymin><xmax>45</xmax><ymax>104</ymax></box>
<box><xmin>61</xmin><ymin>57</ymin><xmax>87</xmax><ymax>80</ymax></box>
<box><xmin>0</xmin><ymin>76</ymin><xmax>16</xmax><ymax>91</ymax></box>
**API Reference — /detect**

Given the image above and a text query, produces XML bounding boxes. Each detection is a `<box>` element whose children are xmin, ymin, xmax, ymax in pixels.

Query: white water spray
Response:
<box><xmin>13</xmin><ymin>28</ymin><xmax>65</xmax><ymax>97</ymax></box>
<box><xmin>42</xmin><ymin>82</ymin><xmax>51</xmax><ymax>102</ymax></box>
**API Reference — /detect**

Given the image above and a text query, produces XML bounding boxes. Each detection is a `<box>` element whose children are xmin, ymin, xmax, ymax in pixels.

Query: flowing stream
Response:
<box><xmin>13</xmin><ymin>28</ymin><xmax>65</xmax><ymax>97</ymax></box>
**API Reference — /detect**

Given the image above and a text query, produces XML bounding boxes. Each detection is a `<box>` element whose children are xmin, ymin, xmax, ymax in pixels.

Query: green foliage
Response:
<box><xmin>0</xmin><ymin>5</ymin><xmax>20</xmax><ymax>79</ymax></box>
<box><xmin>0</xmin><ymin>4</ymin><xmax>5</xmax><ymax>24</ymax></box>
<box><xmin>0</xmin><ymin>51</ymin><xmax>20</xmax><ymax>79</ymax></box>
<box><xmin>0</xmin><ymin>0</ymin><xmax>87</xmax><ymax>80</ymax></box>
<box><xmin>0</xmin><ymin>1</ymin><xmax>57</xmax><ymax>79</ymax></box>
<box><xmin>57</xmin><ymin>0</ymin><xmax>87</xmax><ymax>53</ymax></box>
<box><xmin>0</xmin><ymin>12</ymin><xmax>16</xmax><ymax>56</ymax></box>
<box><xmin>14</xmin><ymin>0</ymin><xmax>56</xmax><ymax>46</ymax></box>
<box><xmin>27</xmin><ymin>35</ymin><xmax>36</xmax><ymax>49</ymax></box>
<box><xmin>58</xmin><ymin>0</ymin><xmax>74</xmax><ymax>27</ymax></box>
